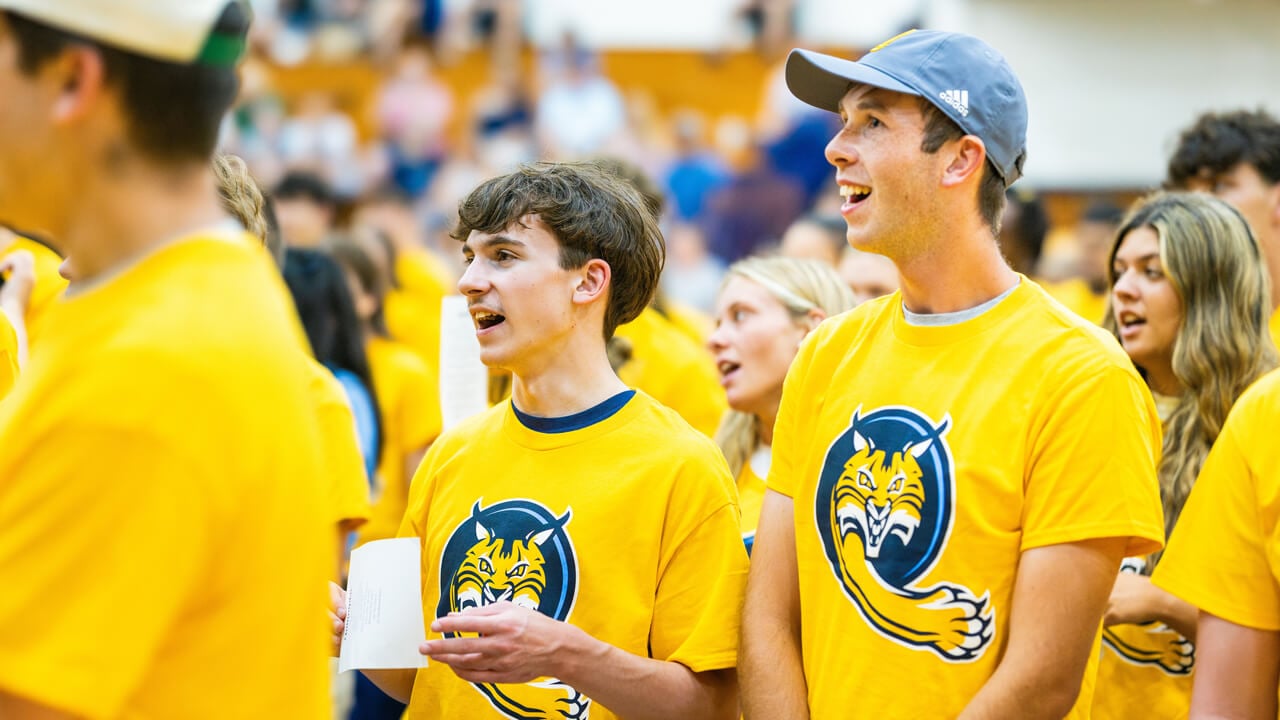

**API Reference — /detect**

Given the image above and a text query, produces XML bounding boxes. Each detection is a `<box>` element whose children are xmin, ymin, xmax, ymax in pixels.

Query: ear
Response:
<box><xmin>801</xmin><ymin>308</ymin><xmax>827</xmax><ymax>333</ymax></box>
<box><xmin>528</xmin><ymin>526</ymin><xmax>556</xmax><ymax>547</ymax></box>
<box><xmin>852</xmin><ymin>429</ymin><xmax>873</xmax><ymax>454</ymax></box>
<box><xmin>49</xmin><ymin>46</ymin><xmax>107</xmax><ymax>126</ymax></box>
<box><xmin>905</xmin><ymin>436</ymin><xmax>934</xmax><ymax>459</ymax></box>
<box><xmin>571</xmin><ymin>258</ymin><xmax>611</xmax><ymax>308</ymax></box>
<box><xmin>939</xmin><ymin>135</ymin><xmax>988</xmax><ymax>190</ymax></box>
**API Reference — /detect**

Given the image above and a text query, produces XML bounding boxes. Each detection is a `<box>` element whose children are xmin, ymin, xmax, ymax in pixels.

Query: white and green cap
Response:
<box><xmin>0</xmin><ymin>0</ymin><xmax>251</xmax><ymax>66</ymax></box>
<box><xmin>787</xmin><ymin>29</ymin><xmax>1028</xmax><ymax>186</ymax></box>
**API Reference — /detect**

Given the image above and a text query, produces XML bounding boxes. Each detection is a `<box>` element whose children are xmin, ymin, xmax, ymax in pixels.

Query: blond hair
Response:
<box><xmin>714</xmin><ymin>256</ymin><xmax>856</xmax><ymax>478</ymax></box>
<box><xmin>212</xmin><ymin>153</ymin><xmax>273</xmax><ymax>255</ymax></box>
<box><xmin>1103</xmin><ymin>192</ymin><xmax>1278</xmax><ymax>561</ymax></box>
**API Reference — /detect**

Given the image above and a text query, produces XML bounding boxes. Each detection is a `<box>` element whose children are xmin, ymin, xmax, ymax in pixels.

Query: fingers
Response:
<box><xmin>328</xmin><ymin>582</ymin><xmax>348</xmax><ymax>654</ymax></box>
<box><xmin>431</xmin><ymin>603</ymin><xmax>522</xmax><ymax>635</ymax></box>
<box><xmin>0</xmin><ymin>249</ymin><xmax>33</xmax><ymax>275</ymax></box>
<box><xmin>328</xmin><ymin>581</ymin><xmax>347</xmax><ymax>616</ymax></box>
<box><xmin>427</xmin><ymin>646</ymin><xmax>533</xmax><ymax>685</ymax></box>
<box><xmin>422</xmin><ymin>635</ymin><xmax>505</xmax><ymax>657</ymax></box>
<box><xmin>454</xmin><ymin>601</ymin><xmax>509</xmax><ymax>617</ymax></box>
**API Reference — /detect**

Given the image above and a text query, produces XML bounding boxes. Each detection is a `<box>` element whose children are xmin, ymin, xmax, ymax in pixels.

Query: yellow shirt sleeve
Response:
<box><xmin>1153</xmin><ymin>383</ymin><xmax>1280</xmax><ymax>630</ymax></box>
<box><xmin>308</xmin><ymin>359</ymin><xmax>371</xmax><ymax>526</ymax></box>
<box><xmin>1021</xmin><ymin>361</ymin><xmax>1165</xmax><ymax>556</ymax></box>
<box><xmin>652</xmin><ymin>506</ymin><xmax>748</xmax><ymax>672</ymax></box>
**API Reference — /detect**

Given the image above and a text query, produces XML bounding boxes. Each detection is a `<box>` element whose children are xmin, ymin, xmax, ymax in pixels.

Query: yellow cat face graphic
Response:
<box><xmin>450</xmin><ymin>521</ymin><xmax>556</xmax><ymax>613</ymax></box>
<box><xmin>834</xmin><ymin>428</ymin><xmax>931</xmax><ymax>559</ymax></box>
<box><xmin>438</xmin><ymin>501</ymin><xmax>585</xmax><ymax>719</ymax></box>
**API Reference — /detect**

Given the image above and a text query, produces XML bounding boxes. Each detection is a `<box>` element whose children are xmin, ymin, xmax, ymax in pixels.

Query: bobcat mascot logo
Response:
<box><xmin>815</xmin><ymin>406</ymin><xmax>994</xmax><ymax>662</ymax></box>
<box><xmin>1101</xmin><ymin>561</ymin><xmax>1194</xmax><ymax>675</ymax></box>
<box><xmin>1102</xmin><ymin>625</ymin><xmax>1195</xmax><ymax>675</ymax></box>
<box><xmin>438</xmin><ymin>499</ymin><xmax>589</xmax><ymax>719</ymax></box>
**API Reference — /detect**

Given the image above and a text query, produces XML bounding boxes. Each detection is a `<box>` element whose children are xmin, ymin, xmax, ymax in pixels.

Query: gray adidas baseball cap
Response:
<box><xmin>786</xmin><ymin>29</ymin><xmax>1028</xmax><ymax>186</ymax></box>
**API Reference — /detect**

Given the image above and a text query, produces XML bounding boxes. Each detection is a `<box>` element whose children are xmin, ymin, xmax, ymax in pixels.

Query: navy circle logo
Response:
<box><xmin>436</xmin><ymin>499</ymin><xmax>577</xmax><ymax>625</ymax></box>
<box><xmin>816</xmin><ymin>406</ymin><xmax>953</xmax><ymax>587</ymax></box>
<box><xmin>811</xmin><ymin>406</ymin><xmax>994</xmax><ymax>662</ymax></box>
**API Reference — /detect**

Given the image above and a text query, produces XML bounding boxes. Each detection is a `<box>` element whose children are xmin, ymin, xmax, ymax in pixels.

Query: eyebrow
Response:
<box><xmin>462</xmin><ymin>234</ymin><xmax>526</xmax><ymax>254</ymax></box>
<box><xmin>1114</xmin><ymin>253</ymin><xmax>1160</xmax><ymax>265</ymax></box>
<box><xmin>855</xmin><ymin>95</ymin><xmax>890</xmax><ymax>112</ymax></box>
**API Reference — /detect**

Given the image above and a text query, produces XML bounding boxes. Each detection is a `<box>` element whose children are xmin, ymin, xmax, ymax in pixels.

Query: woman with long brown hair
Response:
<box><xmin>1094</xmin><ymin>191</ymin><xmax>1277</xmax><ymax>718</ymax></box>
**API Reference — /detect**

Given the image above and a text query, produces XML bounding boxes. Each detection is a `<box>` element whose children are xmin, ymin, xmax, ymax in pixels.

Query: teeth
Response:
<box><xmin>839</xmin><ymin>184</ymin><xmax>871</xmax><ymax>199</ymax></box>
<box><xmin>717</xmin><ymin>361</ymin><xmax>739</xmax><ymax>375</ymax></box>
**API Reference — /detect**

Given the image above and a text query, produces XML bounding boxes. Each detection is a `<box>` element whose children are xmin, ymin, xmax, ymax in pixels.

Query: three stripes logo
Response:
<box><xmin>939</xmin><ymin>89</ymin><xmax>970</xmax><ymax>117</ymax></box>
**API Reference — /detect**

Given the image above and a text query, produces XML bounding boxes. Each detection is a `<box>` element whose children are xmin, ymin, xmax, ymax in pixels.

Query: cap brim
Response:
<box><xmin>785</xmin><ymin>49</ymin><xmax>919</xmax><ymax>113</ymax></box>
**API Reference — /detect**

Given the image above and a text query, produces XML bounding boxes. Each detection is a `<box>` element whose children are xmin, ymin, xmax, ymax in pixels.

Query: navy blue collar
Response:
<box><xmin>512</xmin><ymin>390</ymin><xmax>637</xmax><ymax>434</ymax></box>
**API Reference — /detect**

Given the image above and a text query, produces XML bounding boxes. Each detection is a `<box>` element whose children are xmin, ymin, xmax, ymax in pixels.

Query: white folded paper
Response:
<box><xmin>439</xmin><ymin>294</ymin><xmax>490</xmax><ymax>430</ymax></box>
<box><xmin>339</xmin><ymin>537</ymin><xmax>428</xmax><ymax>672</ymax></box>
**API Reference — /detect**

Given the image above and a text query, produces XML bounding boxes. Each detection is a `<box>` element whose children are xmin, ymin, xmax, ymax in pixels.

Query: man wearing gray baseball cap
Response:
<box><xmin>740</xmin><ymin>29</ymin><xmax>1164</xmax><ymax>719</ymax></box>
<box><xmin>0</xmin><ymin>2</ymin><xmax>335</xmax><ymax>718</ymax></box>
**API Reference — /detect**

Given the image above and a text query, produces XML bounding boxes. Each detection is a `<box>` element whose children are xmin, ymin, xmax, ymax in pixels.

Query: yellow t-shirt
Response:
<box><xmin>0</xmin><ymin>312</ymin><xmax>17</xmax><ymax>399</ymax></box>
<box><xmin>398</xmin><ymin>392</ymin><xmax>747</xmax><ymax>719</ymax></box>
<box><xmin>769</xmin><ymin>280</ymin><xmax>1164</xmax><ymax>719</ymax></box>
<box><xmin>306</xmin><ymin>358</ymin><xmax>372</xmax><ymax>527</ymax></box>
<box><xmin>0</xmin><ymin>235</ymin><xmax>332</xmax><ymax>719</ymax></box>
<box><xmin>2</xmin><ymin>235</ymin><xmax>69</xmax><ymax>347</ymax></box>
<box><xmin>386</xmin><ymin>248</ymin><xmax>455</xmax><ymax>378</ymax></box>
<box><xmin>738</xmin><ymin>452</ymin><xmax>767</xmax><ymax>554</ymax></box>
<box><xmin>614</xmin><ymin>307</ymin><xmax>727</xmax><ymax>438</ymax></box>
<box><xmin>1154</xmin><ymin>367</ymin><xmax>1280</xmax><ymax>631</ymax></box>
<box><xmin>1092</xmin><ymin>388</ymin><xmax>1192</xmax><ymax>720</ymax></box>
<box><xmin>1093</xmin><ymin>620</ymin><xmax>1193</xmax><ymax>719</ymax></box>
<box><xmin>357</xmin><ymin>334</ymin><xmax>441</xmax><ymax>545</ymax></box>
<box><xmin>1041</xmin><ymin>277</ymin><xmax>1108</xmax><ymax>326</ymax></box>
<box><xmin>661</xmin><ymin>299</ymin><xmax>714</xmax><ymax>346</ymax></box>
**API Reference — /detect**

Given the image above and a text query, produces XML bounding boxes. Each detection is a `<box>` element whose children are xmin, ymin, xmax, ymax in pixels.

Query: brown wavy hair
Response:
<box><xmin>1103</xmin><ymin>192</ymin><xmax>1277</xmax><ymax>559</ymax></box>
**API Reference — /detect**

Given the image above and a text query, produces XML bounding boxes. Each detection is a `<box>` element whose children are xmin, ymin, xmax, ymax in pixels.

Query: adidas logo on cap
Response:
<box><xmin>939</xmin><ymin>89</ymin><xmax>970</xmax><ymax>117</ymax></box>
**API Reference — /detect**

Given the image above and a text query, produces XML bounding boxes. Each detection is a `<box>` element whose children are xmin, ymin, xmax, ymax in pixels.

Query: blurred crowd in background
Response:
<box><xmin>227</xmin><ymin>0</ymin><xmax>1127</xmax><ymax>326</ymax></box>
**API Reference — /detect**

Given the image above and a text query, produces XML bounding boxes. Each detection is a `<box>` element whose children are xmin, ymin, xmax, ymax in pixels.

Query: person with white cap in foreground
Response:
<box><xmin>0</xmin><ymin>2</ymin><xmax>335</xmax><ymax>717</ymax></box>
<box><xmin>739</xmin><ymin>29</ymin><xmax>1165</xmax><ymax>719</ymax></box>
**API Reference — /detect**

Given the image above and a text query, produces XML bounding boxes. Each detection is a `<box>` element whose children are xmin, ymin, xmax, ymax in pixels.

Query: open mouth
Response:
<box><xmin>473</xmin><ymin>311</ymin><xmax>506</xmax><ymax>330</ymax></box>
<box><xmin>840</xmin><ymin>183</ymin><xmax>872</xmax><ymax>203</ymax></box>
<box><xmin>717</xmin><ymin>360</ymin><xmax>741</xmax><ymax>383</ymax></box>
<box><xmin>1117</xmin><ymin>311</ymin><xmax>1145</xmax><ymax>332</ymax></box>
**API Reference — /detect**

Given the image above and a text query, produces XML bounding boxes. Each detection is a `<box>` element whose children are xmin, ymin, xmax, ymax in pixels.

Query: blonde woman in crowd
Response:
<box><xmin>707</xmin><ymin>256</ymin><xmax>854</xmax><ymax>552</ymax></box>
<box><xmin>1093</xmin><ymin>191</ymin><xmax>1277</xmax><ymax>718</ymax></box>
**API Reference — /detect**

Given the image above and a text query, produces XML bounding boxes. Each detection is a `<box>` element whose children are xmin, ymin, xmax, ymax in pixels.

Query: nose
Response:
<box><xmin>706</xmin><ymin>321</ymin><xmax>729</xmax><ymax>353</ymax></box>
<box><xmin>457</xmin><ymin>259</ymin><xmax>487</xmax><ymax>296</ymax></box>
<box><xmin>1112</xmin><ymin>269</ymin><xmax>1139</xmax><ymax>303</ymax></box>
<box><xmin>825</xmin><ymin>129</ymin><xmax>856</xmax><ymax>169</ymax></box>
